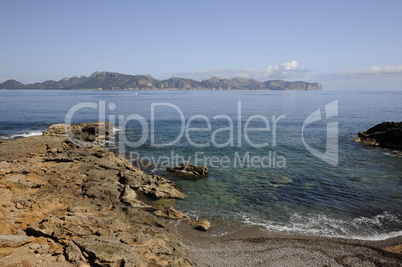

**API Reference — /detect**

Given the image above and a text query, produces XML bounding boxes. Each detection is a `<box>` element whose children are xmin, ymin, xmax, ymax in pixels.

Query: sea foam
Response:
<box><xmin>0</xmin><ymin>130</ymin><xmax>43</xmax><ymax>140</ymax></box>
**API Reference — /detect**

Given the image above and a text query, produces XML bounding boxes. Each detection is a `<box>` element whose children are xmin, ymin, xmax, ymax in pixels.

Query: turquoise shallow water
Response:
<box><xmin>1</xmin><ymin>89</ymin><xmax>401</xmax><ymax>239</ymax></box>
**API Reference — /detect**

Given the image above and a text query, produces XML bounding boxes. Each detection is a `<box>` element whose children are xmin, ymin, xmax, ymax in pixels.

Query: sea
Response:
<box><xmin>0</xmin><ymin>89</ymin><xmax>401</xmax><ymax>240</ymax></box>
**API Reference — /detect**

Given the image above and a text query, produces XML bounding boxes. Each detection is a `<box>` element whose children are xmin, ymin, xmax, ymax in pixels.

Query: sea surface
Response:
<box><xmin>1</xmin><ymin>89</ymin><xmax>401</xmax><ymax>240</ymax></box>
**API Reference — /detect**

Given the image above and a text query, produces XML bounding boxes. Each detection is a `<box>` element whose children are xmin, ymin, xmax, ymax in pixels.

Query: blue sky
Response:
<box><xmin>1</xmin><ymin>0</ymin><xmax>401</xmax><ymax>90</ymax></box>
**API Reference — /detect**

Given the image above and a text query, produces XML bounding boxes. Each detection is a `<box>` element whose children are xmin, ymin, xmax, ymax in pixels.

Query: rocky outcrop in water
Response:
<box><xmin>355</xmin><ymin>122</ymin><xmax>402</xmax><ymax>150</ymax></box>
<box><xmin>167</xmin><ymin>163</ymin><xmax>208</xmax><ymax>178</ymax></box>
<box><xmin>0</xmin><ymin>122</ymin><xmax>191</xmax><ymax>266</ymax></box>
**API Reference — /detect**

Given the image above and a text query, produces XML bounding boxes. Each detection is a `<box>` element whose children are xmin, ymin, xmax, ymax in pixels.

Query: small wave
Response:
<box><xmin>383</xmin><ymin>151</ymin><xmax>402</xmax><ymax>158</ymax></box>
<box><xmin>0</xmin><ymin>130</ymin><xmax>43</xmax><ymax>140</ymax></box>
<box><xmin>239</xmin><ymin>211</ymin><xmax>402</xmax><ymax>241</ymax></box>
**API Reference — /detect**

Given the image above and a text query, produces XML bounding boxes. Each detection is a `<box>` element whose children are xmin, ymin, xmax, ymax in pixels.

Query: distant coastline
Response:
<box><xmin>0</xmin><ymin>71</ymin><xmax>323</xmax><ymax>91</ymax></box>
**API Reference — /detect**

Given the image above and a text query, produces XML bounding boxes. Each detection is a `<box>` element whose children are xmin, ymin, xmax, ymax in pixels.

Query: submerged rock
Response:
<box><xmin>268</xmin><ymin>175</ymin><xmax>293</xmax><ymax>187</ymax></box>
<box><xmin>355</xmin><ymin>122</ymin><xmax>402</xmax><ymax>150</ymax></box>
<box><xmin>152</xmin><ymin>198</ymin><xmax>176</xmax><ymax>209</ymax></box>
<box><xmin>167</xmin><ymin>163</ymin><xmax>208</xmax><ymax>178</ymax></box>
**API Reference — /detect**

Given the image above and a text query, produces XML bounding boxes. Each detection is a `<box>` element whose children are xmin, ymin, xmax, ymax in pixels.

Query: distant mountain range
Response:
<box><xmin>0</xmin><ymin>71</ymin><xmax>322</xmax><ymax>91</ymax></box>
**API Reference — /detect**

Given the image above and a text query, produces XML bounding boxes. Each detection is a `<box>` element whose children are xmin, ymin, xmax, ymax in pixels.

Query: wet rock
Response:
<box><xmin>167</xmin><ymin>163</ymin><xmax>208</xmax><ymax>178</ymax></box>
<box><xmin>152</xmin><ymin>198</ymin><xmax>176</xmax><ymax>209</ymax></box>
<box><xmin>356</xmin><ymin>121</ymin><xmax>402</xmax><ymax>150</ymax></box>
<box><xmin>268</xmin><ymin>175</ymin><xmax>293</xmax><ymax>186</ymax></box>
<box><xmin>192</xmin><ymin>219</ymin><xmax>211</xmax><ymax>231</ymax></box>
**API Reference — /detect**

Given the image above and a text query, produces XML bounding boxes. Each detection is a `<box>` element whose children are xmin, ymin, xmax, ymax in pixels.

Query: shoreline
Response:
<box><xmin>165</xmin><ymin>220</ymin><xmax>402</xmax><ymax>266</ymax></box>
<box><xmin>167</xmin><ymin>218</ymin><xmax>402</xmax><ymax>249</ymax></box>
<box><xmin>170</xmin><ymin>218</ymin><xmax>402</xmax><ymax>243</ymax></box>
<box><xmin>0</xmin><ymin>123</ymin><xmax>401</xmax><ymax>266</ymax></box>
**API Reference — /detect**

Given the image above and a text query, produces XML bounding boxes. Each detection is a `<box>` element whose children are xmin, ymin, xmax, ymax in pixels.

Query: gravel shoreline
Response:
<box><xmin>168</xmin><ymin>220</ymin><xmax>402</xmax><ymax>266</ymax></box>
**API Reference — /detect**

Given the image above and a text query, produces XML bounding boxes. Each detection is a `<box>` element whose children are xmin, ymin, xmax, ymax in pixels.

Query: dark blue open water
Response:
<box><xmin>0</xmin><ymin>89</ymin><xmax>401</xmax><ymax>240</ymax></box>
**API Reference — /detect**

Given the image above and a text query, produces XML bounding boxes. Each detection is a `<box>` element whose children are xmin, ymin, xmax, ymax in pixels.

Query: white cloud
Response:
<box><xmin>176</xmin><ymin>60</ymin><xmax>308</xmax><ymax>81</ymax></box>
<box><xmin>325</xmin><ymin>65</ymin><xmax>402</xmax><ymax>79</ymax></box>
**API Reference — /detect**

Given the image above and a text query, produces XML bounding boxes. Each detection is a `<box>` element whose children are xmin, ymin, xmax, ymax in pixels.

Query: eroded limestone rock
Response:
<box><xmin>0</xmin><ymin>123</ymin><xmax>192</xmax><ymax>266</ymax></box>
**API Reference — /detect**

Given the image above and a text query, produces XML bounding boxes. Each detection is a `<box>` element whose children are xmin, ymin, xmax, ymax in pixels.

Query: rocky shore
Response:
<box><xmin>0</xmin><ymin>122</ymin><xmax>192</xmax><ymax>266</ymax></box>
<box><xmin>0</xmin><ymin>122</ymin><xmax>401</xmax><ymax>266</ymax></box>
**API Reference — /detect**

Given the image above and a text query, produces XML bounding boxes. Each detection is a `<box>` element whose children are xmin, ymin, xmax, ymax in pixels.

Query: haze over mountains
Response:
<box><xmin>0</xmin><ymin>71</ymin><xmax>322</xmax><ymax>91</ymax></box>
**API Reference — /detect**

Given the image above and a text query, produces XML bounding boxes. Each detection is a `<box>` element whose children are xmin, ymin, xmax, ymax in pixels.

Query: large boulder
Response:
<box><xmin>355</xmin><ymin>122</ymin><xmax>402</xmax><ymax>150</ymax></box>
<box><xmin>167</xmin><ymin>163</ymin><xmax>208</xmax><ymax>178</ymax></box>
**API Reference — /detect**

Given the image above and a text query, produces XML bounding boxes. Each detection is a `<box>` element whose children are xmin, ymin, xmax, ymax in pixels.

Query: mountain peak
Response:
<box><xmin>204</xmin><ymin>76</ymin><xmax>222</xmax><ymax>82</ymax></box>
<box><xmin>0</xmin><ymin>79</ymin><xmax>24</xmax><ymax>89</ymax></box>
<box><xmin>90</xmin><ymin>71</ymin><xmax>112</xmax><ymax>77</ymax></box>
